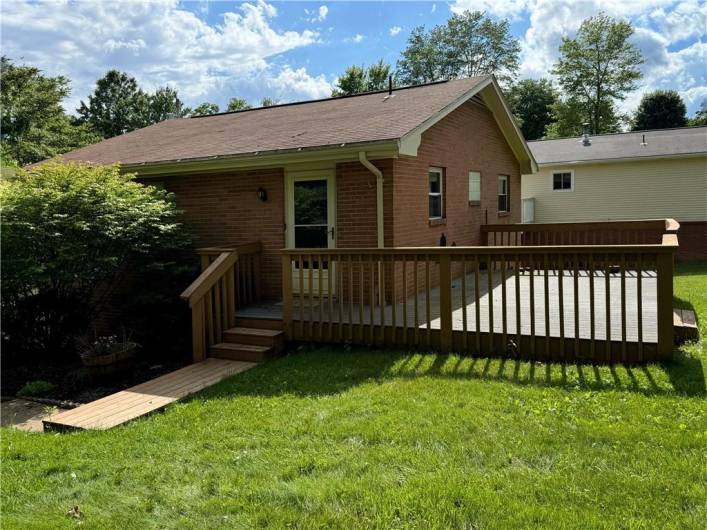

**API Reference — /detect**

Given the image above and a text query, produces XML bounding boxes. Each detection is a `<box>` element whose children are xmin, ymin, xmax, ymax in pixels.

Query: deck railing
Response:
<box><xmin>281</xmin><ymin>233</ymin><xmax>678</xmax><ymax>364</ymax></box>
<box><xmin>482</xmin><ymin>218</ymin><xmax>679</xmax><ymax>247</ymax></box>
<box><xmin>181</xmin><ymin>242</ymin><xmax>262</xmax><ymax>361</ymax></box>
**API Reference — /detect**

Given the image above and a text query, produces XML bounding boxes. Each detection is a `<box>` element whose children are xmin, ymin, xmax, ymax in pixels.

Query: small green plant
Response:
<box><xmin>77</xmin><ymin>329</ymin><xmax>138</xmax><ymax>360</ymax></box>
<box><xmin>16</xmin><ymin>380</ymin><xmax>56</xmax><ymax>398</ymax></box>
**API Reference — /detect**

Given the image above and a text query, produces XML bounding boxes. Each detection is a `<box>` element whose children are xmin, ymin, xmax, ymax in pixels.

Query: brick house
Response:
<box><xmin>58</xmin><ymin>75</ymin><xmax>536</xmax><ymax>303</ymax></box>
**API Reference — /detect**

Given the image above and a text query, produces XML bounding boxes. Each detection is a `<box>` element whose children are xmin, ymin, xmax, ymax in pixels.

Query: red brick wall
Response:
<box><xmin>391</xmin><ymin>99</ymin><xmax>522</xmax><ymax>297</ymax></box>
<box><xmin>162</xmin><ymin>169</ymin><xmax>285</xmax><ymax>300</ymax></box>
<box><xmin>677</xmin><ymin>221</ymin><xmax>707</xmax><ymax>261</ymax></box>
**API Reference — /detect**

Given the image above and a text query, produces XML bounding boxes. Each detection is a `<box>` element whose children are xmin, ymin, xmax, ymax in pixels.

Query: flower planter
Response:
<box><xmin>81</xmin><ymin>346</ymin><xmax>136</xmax><ymax>380</ymax></box>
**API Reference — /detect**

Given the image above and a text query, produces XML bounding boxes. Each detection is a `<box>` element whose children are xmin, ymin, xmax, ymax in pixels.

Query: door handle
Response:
<box><xmin>328</xmin><ymin>226</ymin><xmax>335</xmax><ymax>239</ymax></box>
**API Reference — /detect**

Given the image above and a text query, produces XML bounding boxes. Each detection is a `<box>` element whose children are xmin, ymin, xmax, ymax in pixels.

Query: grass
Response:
<box><xmin>2</xmin><ymin>263</ymin><xmax>706</xmax><ymax>529</ymax></box>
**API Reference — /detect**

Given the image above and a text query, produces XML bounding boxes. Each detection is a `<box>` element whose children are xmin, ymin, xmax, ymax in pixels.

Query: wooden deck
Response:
<box><xmin>43</xmin><ymin>358</ymin><xmax>255</xmax><ymax>431</ymax></box>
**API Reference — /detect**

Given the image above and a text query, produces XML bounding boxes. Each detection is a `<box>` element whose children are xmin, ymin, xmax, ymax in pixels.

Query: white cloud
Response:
<box><xmin>267</xmin><ymin>66</ymin><xmax>332</xmax><ymax>99</ymax></box>
<box><xmin>1</xmin><ymin>0</ymin><xmax>321</xmax><ymax>112</ymax></box>
<box><xmin>306</xmin><ymin>5</ymin><xmax>329</xmax><ymax>23</ymax></box>
<box><xmin>451</xmin><ymin>0</ymin><xmax>707</xmax><ymax>114</ymax></box>
<box><xmin>431</xmin><ymin>4</ymin><xmax>437</xmax><ymax>13</ymax></box>
<box><xmin>347</xmin><ymin>34</ymin><xmax>364</xmax><ymax>43</ymax></box>
<box><xmin>389</xmin><ymin>26</ymin><xmax>402</xmax><ymax>36</ymax></box>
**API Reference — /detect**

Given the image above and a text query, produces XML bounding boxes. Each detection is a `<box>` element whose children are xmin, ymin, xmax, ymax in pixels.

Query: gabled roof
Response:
<box><xmin>529</xmin><ymin>126</ymin><xmax>707</xmax><ymax>166</ymax></box>
<box><xmin>55</xmin><ymin>75</ymin><xmax>536</xmax><ymax>173</ymax></box>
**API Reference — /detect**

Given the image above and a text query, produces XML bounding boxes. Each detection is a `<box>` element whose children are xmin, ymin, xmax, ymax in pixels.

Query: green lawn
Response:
<box><xmin>2</xmin><ymin>263</ymin><xmax>706</xmax><ymax>529</ymax></box>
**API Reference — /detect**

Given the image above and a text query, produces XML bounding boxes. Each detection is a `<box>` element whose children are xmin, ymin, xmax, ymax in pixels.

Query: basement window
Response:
<box><xmin>428</xmin><ymin>167</ymin><xmax>444</xmax><ymax>219</ymax></box>
<box><xmin>552</xmin><ymin>170</ymin><xmax>574</xmax><ymax>191</ymax></box>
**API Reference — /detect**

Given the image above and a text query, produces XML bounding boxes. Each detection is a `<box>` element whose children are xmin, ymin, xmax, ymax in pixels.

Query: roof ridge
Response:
<box><xmin>191</xmin><ymin>76</ymin><xmax>489</xmax><ymax>119</ymax></box>
<box><xmin>529</xmin><ymin>124</ymin><xmax>707</xmax><ymax>143</ymax></box>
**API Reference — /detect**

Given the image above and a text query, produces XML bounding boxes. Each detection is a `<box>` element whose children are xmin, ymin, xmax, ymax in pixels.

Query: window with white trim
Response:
<box><xmin>468</xmin><ymin>171</ymin><xmax>481</xmax><ymax>203</ymax></box>
<box><xmin>552</xmin><ymin>170</ymin><xmax>574</xmax><ymax>191</ymax></box>
<box><xmin>497</xmin><ymin>175</ymin><xmax>509</xmax><ymax>213</ymax></box>
<box><xmin>428</xmin><ymin>167</ymin><xmax>444</xmax><ymax>219</ymax></box>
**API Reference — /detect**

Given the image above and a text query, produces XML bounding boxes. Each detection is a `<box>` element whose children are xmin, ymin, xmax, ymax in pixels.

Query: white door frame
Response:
<box><xmin>284</xmin><ymin>169</ymin><xmax>336</xmax><ymax>295</ymax></box>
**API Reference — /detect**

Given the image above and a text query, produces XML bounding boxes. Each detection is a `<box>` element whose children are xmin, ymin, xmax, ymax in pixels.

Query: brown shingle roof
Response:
<box><xmin>58</xmin><ymin>76</ymin><xmax>489</xmax><ymax>167</ymax></box>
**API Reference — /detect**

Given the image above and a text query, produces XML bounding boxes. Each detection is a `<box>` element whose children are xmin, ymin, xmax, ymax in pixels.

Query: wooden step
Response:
<box><xmin>674</xmin><ymin>308</ymin><xmax>699</xmax><ymax>343</ymax></box>
<box><xmin>210</xmin><ymin>342</ymin><xmax>273</xmax><ymax>362</ymax></box>
<box><xmin>223</xmin><ymin>327</ymin><xmax>284</xmax><ymax>351</ymax></box>
<box><xmin>234</xmin><ymin>316</ymin><xmax>283</xmax><ymax>331</ymax></box>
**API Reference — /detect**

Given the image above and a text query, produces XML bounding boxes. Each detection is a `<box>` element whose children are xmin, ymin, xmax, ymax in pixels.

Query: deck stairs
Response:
<box><xmin>209</xmin><ymin>317</ymin><xmax>285</xmax><ymax>362</ymax></box>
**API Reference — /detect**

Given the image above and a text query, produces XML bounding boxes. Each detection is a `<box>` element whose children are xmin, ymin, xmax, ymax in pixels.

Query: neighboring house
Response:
<box><xmin>522</xmin><ymin>127</ymin><xmax>707</xmax><ymax>260</ymax></box>
<box><xmin>56</xmin><ymin>75</ymin><xmax>536</xmax><ymax>300</ymax></box>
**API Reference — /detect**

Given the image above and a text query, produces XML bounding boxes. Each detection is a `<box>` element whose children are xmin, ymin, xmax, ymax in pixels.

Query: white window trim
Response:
<box><xmin>468</xmin><ymin>170</ymin><xmax>481</xmax><ymax>203</ymax></box>
<box><xmin>498</xmin><ymin>174</ymin><xmax>509</xmax><ymax>213</ymax></box>
<box><xmin>428</xmin><ymin>166</ymin><xmax>444</xmax><ymax>219</ymax></box>
<box><xmin>551</xmin><ymin>169</ymin><xmax>575</xmax><ymax>192</ymax></box>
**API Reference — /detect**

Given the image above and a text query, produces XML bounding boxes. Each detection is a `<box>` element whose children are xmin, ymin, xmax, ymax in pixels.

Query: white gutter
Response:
<box><xmin>358</xmin><ymin>151</ymin><xmax>384</xmax><ymax>248</ymax></box>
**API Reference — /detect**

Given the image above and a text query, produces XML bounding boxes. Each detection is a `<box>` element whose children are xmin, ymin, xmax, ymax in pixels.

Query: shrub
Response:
<box><xmin>1</xmin><ymin>161</ymin><xmax>191</xmax><ymax>361</ymax></box>
<box><xmin>16</xmin><ymin>380</ymin><xmax>56</xmax><ymax>398</ymax></box>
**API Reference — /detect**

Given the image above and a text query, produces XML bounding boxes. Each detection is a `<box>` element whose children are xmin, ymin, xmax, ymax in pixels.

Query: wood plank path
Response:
<box><xmin>43</xmin><ymin>358</ymin><xmax>255</xmax><ymax>431</ymax></box>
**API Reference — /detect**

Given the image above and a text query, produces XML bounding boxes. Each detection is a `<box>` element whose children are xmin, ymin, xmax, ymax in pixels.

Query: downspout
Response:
<box><xmin>359</xmin><ymin>151</ymin><xmax>385</xmax><ymax>305</ymax></box>
<box><xmin>358</xmin><ymin>151</ymin><xmax>384</xmax><ymax>248</ymax></box>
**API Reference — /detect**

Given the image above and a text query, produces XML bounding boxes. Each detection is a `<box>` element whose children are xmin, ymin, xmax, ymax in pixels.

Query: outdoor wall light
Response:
<box><xmin>257</xmin><ymin>187</ymin><xmax>268</xmax><ymax>202</ymax></box>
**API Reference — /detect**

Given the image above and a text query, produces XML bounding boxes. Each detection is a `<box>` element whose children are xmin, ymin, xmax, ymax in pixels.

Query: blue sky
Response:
<box><xmin>2</xmin><ymin>1</ymin><xmax>705</xmax><ymax>117</ymax></box>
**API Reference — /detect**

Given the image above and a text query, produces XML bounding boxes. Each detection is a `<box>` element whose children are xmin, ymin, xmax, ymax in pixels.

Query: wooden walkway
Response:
<box><xmin>43</xmin><ymin>358</ymin><xmax>255</xmax><ymax>431</ymax></box>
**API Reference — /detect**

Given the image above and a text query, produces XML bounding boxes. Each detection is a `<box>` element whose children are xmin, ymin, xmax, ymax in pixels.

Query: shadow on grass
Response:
<box><xmin>199</xmin><ymin>343</ymin><xmax>706</xmax><ymax>402</ymax></box>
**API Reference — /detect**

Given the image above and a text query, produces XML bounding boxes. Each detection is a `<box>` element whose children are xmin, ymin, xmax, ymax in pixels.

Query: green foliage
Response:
<box><xmin>332</xmin><ymin>60</ymin><xmax>391</xmax><ymax>96</ymax></box>
<box><xmin>260</xmin><ymin>97</ymin><xmax>279</xmax><ymax>107</ymax></box>
<box><xmin>506</xmin><ymin>79</ymin><xmax>558</xmax><ymax>140</ymax></box>
<box><xmin>0</xmin><ymin>162</ymin><xmax>191</xmax><ymax>359</ymax></box>
<box><xmin>227</xmin><ymin>97</ymin><xmax>252</xmax><ymax>112</ymax></box>
<box><xmin>552</xmin><ymin>13</ymin><xmax>642</xmax><ymax>134</ymax></box>
<box><xmin>16</xmin><ymin>380</ymin><xmax>56</xmax><ymax>397</ymax></box>
<box><xmin>688</xmin><ymin>103</ymin><xmax>707</xmax><ymax>126</ymax></box>
<box><xmin>0</xmin><ymin>56</ymin><xmax>100</xmax><ymax>165</ymax></box>
<box><xmin>397</xmin><ymin>11</ymin><xmax>520</xmax><ymax>85</ymax></box>
<box><xmin>77</xmin><ymin>70</ymin><xmax>152</xmax><ymax>138</ymax></box>
<box><xmin>149</xmin><ymin>86</ymin><xmax>191</xmax><ymax>123</ymax></box>
<box><xmin>632</xmin><ymin>90</ymin><xmax>687</xmax><ymax>131</ymax></box>
<box><xmin>191</xmin><ymin>102</ymin><xmax>220</xmax><ymax>116</ymax></box>
<box><xmin>2</xmin><ymin>260</ymin><xmax>706</xmax><ymax>528</ymax></box>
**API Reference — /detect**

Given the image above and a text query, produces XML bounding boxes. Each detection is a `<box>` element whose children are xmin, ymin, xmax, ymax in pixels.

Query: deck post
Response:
<box><xmin>656</xmin><ymin>249</ymin><xmax>675</xmax><ymax>359</ymax></box>
<box><xmin>192</xmin><ymin>298</ymin><xmax>206</xmax><ymax>362</ymax></box>
<box><xmin>281</xmin><ymin>254</ymin><xmax>293</xmax><ymax>340</ymax></box>
<box><xmin>439</xmin><ymin>253</ymin><xmax>453</xmax><ymax>353</ymax></box>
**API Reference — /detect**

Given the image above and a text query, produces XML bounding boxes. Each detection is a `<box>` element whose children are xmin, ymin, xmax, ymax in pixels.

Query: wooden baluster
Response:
<box><xmin>414</xmin><ymin>255</ymin><xmax>420</xmax><ymax>346</ymax></box>
<box><xmin>605</xmin><ymin>254</ymin><xmax>611</xmax><ymax>362</ymax></box>
<box><xmin>359</xmin><ymin>256</ymin><xmax>364</xmax><ymax>342</ymax></box>
<box><xmin>637</xmin><ymin>254</ymin><xmax>643</xmax><ymax>362</ymax></box>
<box><xmin>220</xmin><ymin>277</ymin><xmax>228</xmax><ymax>334</ymax></box>
<box><xmin>369</xmin><ymin>255</ymin><xmax>376</xmax><ymax>344</ymax></box>
<box><xmin>461</xmin><ymin>257</ymin><xmax>468</xmax><ymax>353</ymax></box>
<box><xmin>558</xmin><ymin>253</ymin><xmax>565</xmax><ymax>360</ymax></box>
<box><xmin>439</xmin><ymin>253</ymin><xmax>452</xmax><ymax>353</ymax></box>
<box><xmin>234</xmin><ymin>260</ymin><xmax>241</xmax><ymax>308</ymax></box>
<box><xmin>213</xmin><ymin>281</ymin><xmax>222</xmax><ymax>341</ymax></box>
<box><xmin>573</xmin><ymin>253</ymin><xmax>579</xmax><ymax>357</ymax></box>
<box><xmin>348</xmin><ymin>254</ymin><xmax>354</xmax><ymax>342</ymax></box>
<box><xmin>281</xmin><ymin>254</ymin><xmax>293</xmax><ymax>341</ymax></box>
<box><xmin>390</xmin><ymin>255</ymin><xmax>396</xmax><ymax>345</ymax></box>
<box><xmin>529</xmin><ymin>254</ymin><xmax>535</xmax><ymax>358</ymax></box>
<box><xmin>589</xmin><ymin>254</ymin><xmax>595</xmax><ymax>359</ymax></box>
<box><xmin>191</xmin><ymin>298</ymin><xmax>206</xmax><ymax>362</ymax></box>
<box><xmin>425</xmin><ymin>255</ymin><xmax>432</xmax><ymax>347</ymax></box>
<box><xmin>501</xmin><ymin>254</ymin><xmax>507</xmax><ymax>355</ymax></box>
<box><xmin>474</xmin><ymin>257</ymin><xmax>481</xmax><ymax>354</ymax></box>
<box><xmin>308</xmin><ymin>253</ymin><xmax>314</xmax><ymax>340</ymax></box>
<box><xmin>402</xmin><ymin>257</ymin><xmax>408</xmax><ymax>345</ymax></box>
<box><xmin>327</xmin><ymin>253</ymin><xmax>333</xmax><ymax>341</ymax></box>
<box><xmin>298</xmin><ymin>254</ymin><xmax>305</xmax><ymax>339</ymax></box>
<box><xmin>544</xmin><ymin>253</ymin><xmax>550</xmax><ymax>358</ymax></box>
<box><xmin>226</xmin><ymin>264</ymin><xmax>235</xmax><ymax>327</ymax></box>
<box><xmin>379</xmin><ymin>255</ymin><xmax>387</xmax><ymax>344</ymax></box>
<box><xmin>487</xmin><ymin>256</ymin><xmax>494</xmax><ymax>354</ymax></box>
<box><xmin>254</xmin><ymin>252</ymin><xmax>262</xmax><ymax>302</ymax></box>
<box><xmin>205</xmin><ymin>289</ymin><xmax>214</xmax><ymax>347</ymax></box>
<box><xmin>515</xmin><ymin>253</ymin><xmax>521</xmax><ymax>357</ymax></box>
<box><xmin>656</xmin><ymin>250</ymin><xmax>675</xmax><ymax>359</ymax></box>
<box><xmin>337</xmin><ymin>255</ymin><xmax>344</xmax><ymax>341</ymax></box>
<box><xmin>318</xmin><ymin>253</ymin><xmax>324</xmax><ymax>341</ymax></box>
<box><xmin>620</xmin><ymin>254</ymin><xmax>627</xmax><ymax>362</ymax></box>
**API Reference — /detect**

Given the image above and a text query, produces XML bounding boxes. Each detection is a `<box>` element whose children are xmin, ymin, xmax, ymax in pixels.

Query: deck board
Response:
<box><xmin>43</xmin><ymin>358</ymin><xmax>255</xmax><ymax>431</ymax></box>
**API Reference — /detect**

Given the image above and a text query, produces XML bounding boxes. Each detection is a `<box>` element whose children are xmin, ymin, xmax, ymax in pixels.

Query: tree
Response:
<box><xmin>0</xmin><ymin>57</ymin><xmax>100</xmax><ymax>165</ymax></box>
<box><xmin>397</xmin><ymin>11</ymin><xmax>520</xmax><ymax>85</ymax></box>
<box><xmin>689</xmin><ymin>104</ymin><xmax>707</xmax><ymax>126</ymax></box>
<box><xmin>77</xmin><ymin>70</ymin><xmax>151</xmax><ymax>138</ymax></box>
<box><xmin>631</xmin><ymin>90</ymin><xmax>687</xmax><ymax>131</ymax></box>
<box><xmin>149</xmin><ymin>86</ymin><xmax>190</xmax><ymax>123</ymax></box>
<box><xmin>0</xmin><ymin>162</ymin><xmax>191</xmax><ymax>359</ymax></box>
<box><xmin>552</xmin><ymin>13</ymin><xmax>643</xmax><ymax>135</ymax></box>
<box><xmin>332</xmin><ymin>59</ymin><xmax>392</xmax><ymax>96</ymax></box>
<box><xmin>260</xmin><ymin>97</ymin><xmax>279</xmax><ymax>107</ymax></box>
<box><xmin>506</xmin><ymin>79</ymin><xmax>558</xmax><ymax>140</ymax></box>
<box><xmin>191</xmin><ymin>102</ymin><xmax>220</xmax><ymax>116</ymax></box>
<box><xmin>227</xmin><ymin>97</ymin><xmax>252</xmax><ymax>112</ymax></box>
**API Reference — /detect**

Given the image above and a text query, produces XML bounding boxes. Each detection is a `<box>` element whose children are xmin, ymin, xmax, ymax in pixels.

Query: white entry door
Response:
<box><xmin>286</xmin><ymin>171</ymin><xmax>336</xmax><ymax>295</ymax></box>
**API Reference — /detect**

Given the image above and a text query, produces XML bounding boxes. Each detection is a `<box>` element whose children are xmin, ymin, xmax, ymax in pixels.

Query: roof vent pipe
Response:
<box><xmin>388</xmin><ymin>75</ymin><xmax>393</xmax><ymax>96</ymax></box>
<box><xmin>641</xmin><ymin>134</ymin><xmax>648</xmax><ymax>147</ymax></box>
<box><xmin>581</xmin><ymin>123</ymin><xmax>591</xmax><ymax>146</ymax></box>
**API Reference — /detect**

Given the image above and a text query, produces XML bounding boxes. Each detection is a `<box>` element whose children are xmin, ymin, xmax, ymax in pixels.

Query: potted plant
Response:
<box><xmin>77</xmin><ymin>329</ymin><xmax>138</xmax><ymax>379</ymax></box>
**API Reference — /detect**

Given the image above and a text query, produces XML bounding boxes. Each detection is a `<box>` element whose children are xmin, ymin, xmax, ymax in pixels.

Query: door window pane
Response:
<box><xmin>294</xmin><ymin>180</ymin><xmax>327</xmax><ymax>225</ymax></box>
<box><xmin>294</xmin><ymin>225</ymin><xmax>328</xmax><ymax>248</ymax></box>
